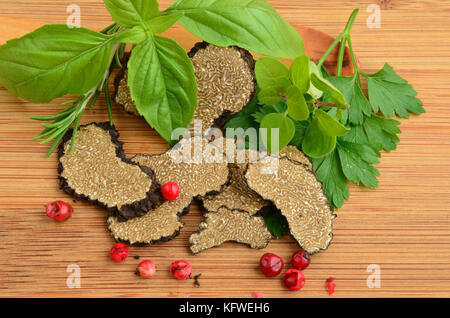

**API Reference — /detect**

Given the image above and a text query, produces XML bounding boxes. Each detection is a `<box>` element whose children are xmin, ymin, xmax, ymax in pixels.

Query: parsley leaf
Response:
<box><xmin>312</xmin><ymin>148</ymin><xmax>349</xmax><ymax>210</ymax></box>
<box><xmin>364</xmin><ymin>64</ymin><xmax>425</xmax><ymax>118</ymax></box>
<box><xmin>263</xmin><ymin>209</ymin><xmax>289</xmax><ymax>239</ymax></box>
<box><xmin>337</xmin><ymin>140</ymin><xmax>380</xmax><ymax>188</ymax></box>
<box><xmin>328</xmin><ymin>75</ymin><xmax>371</xmax><ymax>125</ymax></box>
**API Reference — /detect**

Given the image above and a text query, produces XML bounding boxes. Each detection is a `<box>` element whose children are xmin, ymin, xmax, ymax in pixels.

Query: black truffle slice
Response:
<box><xmin>188</xmin><ymin>42</ymin><xmax>256</xmax><ymax>131</ymax></box>
<box><xmin>244</xmin><ymin>148</ymin><xmax>335</xmax><ymax>254</ymax></box>
<box><xmin>114</xmin><ymin>66</ymin><xmax>140</xmax><ymax>116</ymax></box>
<box><xmin>107</xmin><ymin>136</ymin><xmax>230</xmax><ymax>245</ymax></box>
<box><xmin>58</xmin><ymin>122</ymin><xmax>161</xmax><ymax>220</ymax></box>
<box><xmin>201</xmin><ymin>139</ymin><xmax>270</xmax><ymax>216</ymax></box>
<box><xmin>113</xmin><ymin>43</ymin><xmax>256</xmax><ymax>133</ymax></box>
<box><xmin>189</xmin><ymin>207</ymin><xmax>272</xmax><ymax>254</ymax></box>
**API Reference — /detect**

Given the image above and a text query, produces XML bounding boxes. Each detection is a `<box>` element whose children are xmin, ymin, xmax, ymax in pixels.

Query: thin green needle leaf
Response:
<box><xmin>105</xmin><ymin>80</ymin><xmax>113</xmax><ymax>125</ymax></box>
<box><xmin>46</xmin><ymin>127</ymin><xmax>70</xmax><ymax>158</ymax></box>
<box><xmin>32</xmin><ymin>127</ymin><xmax>58</xmax><ymax>140</ymax></box>
<box><xmin>89</xmin><ymin>90</ymin><xmax>101</xmax><ymax>110</ymax></box>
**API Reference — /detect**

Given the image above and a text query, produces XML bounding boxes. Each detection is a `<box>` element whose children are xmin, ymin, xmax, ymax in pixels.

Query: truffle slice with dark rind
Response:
<box><xmin>201</xmin><ymin>140</ymin><xmax>269</xmax><ymax>216</ymax></box>
<box><xmin>188</xmin><ymin>42</ymin><xmax>256</xmax><ymax>131</ymax></box>
<box><xmin>245</xmin><ymin>151</ymin><xmax>335</xmax><ymax>254</ymax></box>
<box><xmin>58</xmin><ymin>122</ymin><xmax>161</xmax><ymax>220</ymax></box>
<box><xmin>107</xmin><ymin>137</ymin><xmax>230</xmax><ymax>245</ymax></box>
<box><xmin>113</xmin><ymin>43</ymin><xmax>256</xmax><ymax>133</ymax></box>
<box><xmin>190</xmin><ymin>207</ymin><xmax>272</xmax><ymax>254</ymax></box>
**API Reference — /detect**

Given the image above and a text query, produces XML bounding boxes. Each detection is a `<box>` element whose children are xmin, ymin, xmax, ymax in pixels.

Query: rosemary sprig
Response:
<box><xmin>31</xmin><ymin>23</ymin><xmax>122</xmax><ymax>157</ymax></box>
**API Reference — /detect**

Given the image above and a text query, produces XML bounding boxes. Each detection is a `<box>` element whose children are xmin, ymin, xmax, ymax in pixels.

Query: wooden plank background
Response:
<box><xmin>0</xmin><ymin>0</ymin><xmax>449</xmax><ymax>298</ymax></box>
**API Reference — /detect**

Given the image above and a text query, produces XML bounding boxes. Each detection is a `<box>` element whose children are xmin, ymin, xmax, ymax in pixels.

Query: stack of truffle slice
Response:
<box><xmin>57</xmin><ymin>42</ymin><xmax>335</xmax><ymax>255</ymax></box>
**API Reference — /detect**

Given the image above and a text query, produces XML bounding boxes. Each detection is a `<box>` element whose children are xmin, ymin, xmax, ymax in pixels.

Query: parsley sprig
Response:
<box><xmin>226</xmin><ymin>9</ymin><xmax>424</xmax><ymax>235</ymax></box>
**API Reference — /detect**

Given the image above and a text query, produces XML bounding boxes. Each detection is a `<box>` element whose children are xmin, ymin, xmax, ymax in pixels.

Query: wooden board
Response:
<box><xmin>0</xmin><ymin>0</ymin><xmax>449</xmax><ymax>298</ymax></box>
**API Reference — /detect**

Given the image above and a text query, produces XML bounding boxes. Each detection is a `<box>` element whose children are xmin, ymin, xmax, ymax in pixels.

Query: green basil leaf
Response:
<box><xmin>164</xmin><ymin>0</ymin><xmax>304</xmax><ymax>59</ymax></box>
<box><xmin>311</xmin><ymin>73</ymin><xmax>347</xmax><ymax>106</ymax></box>
<box><xmin>289</xmin><ymin>54</ymin><xmax>310</xmax><ymax>93</ymax></box>
<box><xmin>315</xmin><ymin>109</ymin><xmax>349</xmax><ymax>137</ymax></box>
<box><xmin>260</xmin><ymin>113</ymin><xmax>295</xmax><ymax>153</ymax></box>
<box><xmin>286</xmin><ymin>85</ymin><xmax>309</xmax><ymax>121</ymax></box>
<box><xmin>258</xmin><ymin>87</ymin><xmax>282</xmax><ymax>105</ymax></box>
<box><xmin>127</xmin><ymin>36</ymin><xmax>197</xmax><ymax>143</ymax></box>
<box><xmin>255</xmin><ymin>57</ymin><xmax>290</xmax><ymax>89</ymax></box>
<box><xmin>302</xmin><ymin>117</ymin><xmax>336</xmax><ymax>158</ymax></box>
<box><xmin>147</xmin><ymin>13</ymin><xmax>182</xmax><ymax>34</ymax></box>
<box><xmin>104</xmin><ymin>0</ymin><xmax>159</xmax><ymax>28</ymax></box>
<box><xmin>114</xmin><ymin>25</ymin><xmax>148</xmax><ymax>43</ymax></box>
<box><xmin>0</xmin><ymin>24</ymin><xmax>116</xmax><ymax>103</ymax></box>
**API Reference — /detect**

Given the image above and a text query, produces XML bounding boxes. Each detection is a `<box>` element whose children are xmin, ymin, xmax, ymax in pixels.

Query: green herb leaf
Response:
<box><xmin>312</xmin><ymin>149</ymin><xmax>349</xmax><ymax>210</ymax></box>
<box><xmin>104</xmin><ymin>0</ymin><xmax>159</xmax><ymax>28</ymax></box>
<box><xmin>263</xmin><ymin>209</ymin><xmax>289</xmax><ymax>238</ymax></box>
<box><xmin>315</xmin><ymin>109</ymin><xmax>349</xmax><ymax>136</ymax></box>
<box><xmin>308</xmin><ymin>61</ymin><xmax>324</xmax><ymax>99</ymax></box>
<box><xmin>147</xmin><ymin>13</ymin><xmax>182</xmax><ymax>34</ymax></box>
<box><xmin>252</xmin><ymin>102</ymin><xmax>287</xmax><ymax>123</ymax></box>
<box><xmin>342</xmin><ymin>114</ymin><xmax>401</xmax><ymax>153</ymax></box>
<box><xmin>0</xmin><ymin>25</ymin><xmax>116</xmax><ymax>103</ymax></box>
<box><xmin>311</xmin><ymin>73</ymin><xmax>347</xmax><ymax>107</ymax></box>
<box><xmin>289</xmin><ymin>54</ymin><xmax>310</xmax><ymax>93</ymax></box>
<box><xmin>302</xmin><ymin>117</ymin><xmax>336</xmax><ymax>158</ymax></box>
<box><xmin>364</xmin><ymin>63</ymin><xmax>425</xmax><ymax>118</ymax></box>
<box><xmin>328</xmin><ymin>74</ymin><xmax>371</xmax><ymax>125</ymax></box>
<box><xmin>286</xmin><ymin>85</ymin><xmax>309</xmax><ymax>121</ymax></box>
<box><xmin>337</xmin><ymin>140</ymin><xmax>380</xmax><ymax>188</ymax></box>
<box><xmin>258</xmin><ymin>87</ymin><xmax>282</xmax><ymax>105</ymax></box>
<box><xmin>255</xmin><ymin>57</ymin><xmax>290</xmax><ymax>90</ymax></box>
<box><xmin>260</xmin><ymin>113</ymin><xmax>295</xmax><ymax>153</ymax></box>
<box><xmin>164</xmin><ymin>0</ymin><xmax>304</xmax><ymax>59</ymax></box>
<box><xmin>127</xmin><ymin>36</ymin><xmax>197</xmax><ymax>144</ymax></box>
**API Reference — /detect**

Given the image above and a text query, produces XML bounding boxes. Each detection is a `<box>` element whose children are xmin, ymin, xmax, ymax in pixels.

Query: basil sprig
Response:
<box><xmin>0</xmin><ymin>0</ymin><xmax>304</xmax><ymax>155</ymax></box>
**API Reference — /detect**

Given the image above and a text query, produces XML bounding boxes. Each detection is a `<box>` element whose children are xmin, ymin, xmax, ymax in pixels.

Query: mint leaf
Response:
<box><xmin>258</xmin><ymin>87</ymin><xmax>282</xmax><ymax>105</ymax></box>
<box><xmin>255</xmin><ymin>57</ymin><xmax>290</xmax><ymax>90</ymax></box>
<box><xmin>337</xmin><ymin>140</ymin><xmax>380</xmax><ymax>188</ymax></box>
<box><xmin>308</xmin><ymin>62</ymin><xmax>324</xmax><ymax>99</ymax></box>
<box><xmin>164</xmin><ymin>0</ymin><xmax>304</xmax><ymax>59</ymax></box>
<box><xmin>289</xmin><ymin>54</ymin><xmax>310</xmax><ymax>93</ymax></box>
<box><xmin>364</xmin><ymin>63</ymin><xmax>425</xmax><ymax>118</ymax></box>
<box><xmin>302</xmin><ymin>116</ymin><xmax>336</xmax><ymax>158</ymax></box>
<box><xmin>315</xmin><ymin>109</ymin><xmax>349</xmax><ymax>136</ymax></box>
<box><xmin>312</xmin><ymin>149</ymin><xmax>349</xmax><ymax>210</ymax></box>
<box><xmin>328</xmin><ymin>75</ymin><xmax>371</xmax><ymax>125</ymax></box>
<box><xmin>104</xmin><ymin>0</ymin><xmax>159</xmax><ymax>28</ymax></box>
<box><xmin>289</xmin><ymin>120</ymin><xmax>309</xmax><ymax>147</ymax></box>
<box><xmin>263</xmin><ymin>209</ymin><xmax>289</xmax><ymax>238</ymax></box>
<box><xmin>127</xmin><ymin>36</ymin><xmax>197</xmax><ymax>144</ymax></box>
<box><xmin>311</xmin><ymin>73</ymin><xmax>347</xmax><ymax>107</ymax></box>
<box><xmin>260</xmin><ymin>113</ymin><xmax>295</xmax><ymax>153</ymax></box>
<box><xmin>286</xmin><ymin>85</ymin><xmax>309</xmax><ymax>121</ymax></box>
<box><xmin>0</xmin><ymin>25</ymin><xmax>116</xmax><ymax>103</ymax></box>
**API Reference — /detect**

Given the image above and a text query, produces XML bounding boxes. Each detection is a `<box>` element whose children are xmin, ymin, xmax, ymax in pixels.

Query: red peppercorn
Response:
<box><xmin>170</xmin><ymin>260</ymin><xmax>192</xmax><ymax>280</ymax></box>
<box><xmin>283</xmin><ymin>269</ymin><xmax>306</xmax><ymax>291</ymax></box>
<box><xmin>137</xmin><ymin>260</ymin><xmax>156</xmax><ymax>278</ymax></box>
<box><xmin>291</xmin><ymin>250</ymin><xmax>311</xmax><ymax>270</ymax></box>
<box><xmin>259</xmin><ymin>253</ymin><xmax>284</xmax><ymax>277</ymax></box>
<box><xmin>326</xmin><ymin>277</ymin><xmax>336</xmax><ymax>295</ymax></box>
<box><xmin>161</xmin><ymin>182</ymin><xmax>180</xmax><ymax>201</ymax></box>
<box><xmin>109</xmin><ymin>243</ymin><xmax>129</xmax><ymax>263</ymax></box>
<box><xmin>252</xmin><ymin>291</ymin><xmax>262</xmax><ymax>298</ymax></box>
<box><xmin>45</xmin><ymin>201</ymin><xmax>73</xmax><ymax>222</ymax></box>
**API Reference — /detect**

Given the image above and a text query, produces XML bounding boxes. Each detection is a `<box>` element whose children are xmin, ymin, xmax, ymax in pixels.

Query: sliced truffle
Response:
<box><xmin>189</xmin><ymin>42</ymin><xmax>256</xmax><ymax>131</ymax></box>
<box><xmin>279</xmin><ymin>145</ymin><xmax>313</xmax><ymax>170</ymax></box>
<box><xmin>189</xmin><ymin>207</ymin><xmax>272</xmax><ymax>254</ymax></box>
<box><xmin>58</xmin><ymin>122</ymin><xmax>161</xmax><ymax>220</ymax></box>
<box><xmin>114</xmin><ymin>43</ymin><xmax>256</xmax><ymax>133</ymax></box>
<box><xmin>114</xmin><ymin>67</ymin><xmax>140</xmax><ymax>116</ymax></box>
<box><xmin>107</xmin><ymin>137</ymin><xmax>230</xmax><ymax>245</ymax></box>
<box><xmin>245</xmin><ymin>151</ymin><xmax>335</xmax><ymax>254</ymax></box>
<box><xmin>201</xmin><ymin>139</ymin><xmax>270</xmax><ymax>216</ymax></box>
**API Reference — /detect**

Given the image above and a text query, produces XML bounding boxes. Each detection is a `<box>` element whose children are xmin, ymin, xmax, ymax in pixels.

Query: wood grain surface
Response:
<box><xmin>0</xmin><ymin>0</ymin><xmax>449</xmax><ymax>298</ymax></box>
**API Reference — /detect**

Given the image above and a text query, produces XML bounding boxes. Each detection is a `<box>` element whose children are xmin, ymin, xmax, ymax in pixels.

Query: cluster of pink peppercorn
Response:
<box><xmin>259</xmin><ymin>251</ymin><xmax>335</xmax><ymax>295</ymax></box>
<box><xmin>110</xmin><ymin>243</ymin><xmax>192</xmax><ymax>280</ymax></box>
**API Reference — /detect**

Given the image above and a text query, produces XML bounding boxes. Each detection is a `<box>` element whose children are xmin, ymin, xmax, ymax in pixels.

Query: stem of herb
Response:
<box><xmin>317</xmin><ymin>33</ymin><xmax>344</xmax><ymax>69</ymax></box>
